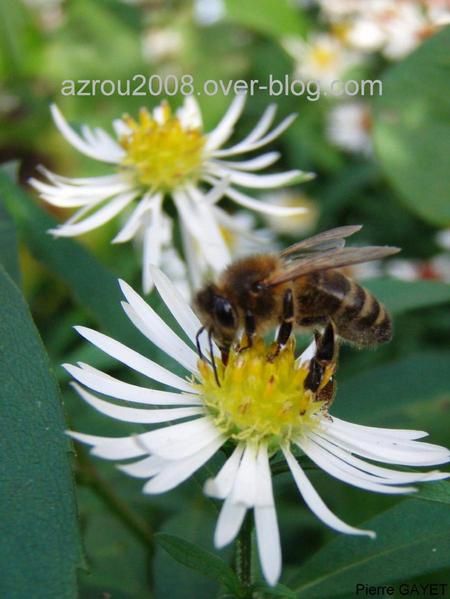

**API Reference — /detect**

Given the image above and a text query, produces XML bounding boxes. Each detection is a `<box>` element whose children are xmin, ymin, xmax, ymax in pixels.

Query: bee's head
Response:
<box><xmin>194</xmin><ymin>284</ymin><xmax>238</xmax><ymax>353</ymax></box>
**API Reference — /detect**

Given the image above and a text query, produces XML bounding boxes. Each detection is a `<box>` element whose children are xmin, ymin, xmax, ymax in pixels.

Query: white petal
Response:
<box><xmin>118</xmin><ymin>455</ymin><xmax>166</xmax><ymax>478</ymax></box>
<box><xmin>67</xmin><ymin>430</ymin><xmax>155</xmax><ymax>460</ymax></box>
<box><xmin>143</xmin><ymin>435</ymin><xmax>224</xmax><ymax>494</ymax></box>
<box><xmin>51</xmin><ymin>104</ymin><xmax>124</xmax><ymax>163</ymax></box>
<box><xmin>81</xmin><ymin>124</ymin><xmax>123</xmax><ymax>158</ymax></box>
<box><xmin>49</xmin><ymin>191</ymin><xmax>137</xmax><ymax>237</ymax></box>
<box><xmin>212</xmin><ymin>113</ymin><xmax>297</xmax><ymax>158</ymax></box>
<box><xmin>297</xmin><ymin>437</ymin><xmax>416</xmax><ymax>494</ymax></box>
<box><xmin>36</xmin><ymin>165</ymin><xmax>124</xmax><ymax>186</ymax></box>
<box><xmin>254</xmin><ymin>505</ymin><xmax>281</xmax><ymax>586</ymax></box>
<box><xmin>113</xmin><ymin>118</ymin><xmax>132</xmax><ymax>137</ymax></box>
<box><xmin>321</xmin><ymin>425</ymin><xmax>450</xmax><ymax>466</ymax></box>
<box><xmin>282</xmin><ymin>446</ymin><xmax>375</xmax><ymax>538</ymax></box>
<box><xmin>177</xmin><ymin>96</ymin><xmax>203</xmax><ymax>129</ymax></box>
<box><xmin>140</xmin><ymin>417</ymin><xmax>225</xmax><ymax>460</ymax></box>
<box><xmin>30</xmin><ymin>179</ymin><xmax>131</xmax><ymax>209</ymax></box>
<box><xmin>329</xmin><ymin>417</ymin><xmax>428</xmax><ymax>441</ymax></box>
<box><xmin>74</xmin><ymin>326</ymin><xmax>193</xmax><ymax>392</ymax></box>
<box><xmin>112</xmin><ymin>193</ymin><xmax>159</xmax><ymax>244</ymax></box>
<box><xmin>71</xmin><ymin>383</ymin><xmax>203</xmax><ymax>424</ymax></box>
<box><xmin>233</xmin><ymin>103</ymin><xmax>277</xmax><ymax>147</ymax></box>
<box><xmin>173</xmin><ymin>188</ymin><xmax>231</xmax><ymax>274</ymax></box>
<box><xmin>205</xmin><ymin>94</ymin><xmax>247</xmax><ymax>152</ymax></box>
<box><xmin>297</xmin><ymin>340</ymin><xmax>317</xmax><ymax>365</ymax></box>
<box><xmin>207</xmin><ymin>165</ymin><xmax>306</xmax><ymax>189</ymax></box>
<box><xmin>188</xmin><ymin>185</ymin><xmax>231</xmax><ymax>265</ymax></box>
<box><xmin>64</xmin><ymin>363</ymin><xmax>200</xmax><ymax>406</ymax></box>
<box><xmin>310</xmin><ymin>433</ymin><xmax>450</xmax><ymax>484</ymax></box>
<box><xmin>223</xmin><ymin>185</ymin><xmax>309</xmax><ymax>216</ymax></box>
<box><xmin>150</xmin><ymin>267</ymin><xmax>202</xmax><ymax>343</ymax></box>
<box><xmin>210</xmin><ymin>152</ymin><xmax>280</xmax><ymax>172</ymax></box>
<box><xmin>119</xmin><ymin>279</ymin><xmax>199</xmax><ymax>373</ymax></box>
<box><xmin>142</xmin><ymin>199</ymin><xmax>165</xmax><ymax>294</ymax></box>
<box><xmin>204</xmin><ymin>444</ymin><xmax>245</xmax><ymax>499</ymax></box>
<box><xmin>180</xmin><ymin>220</ymin><xmax>204</xmax><ymax>290</ymax></box>
<box><xmin>253</xmin><ymin>445</ymin><xmax>282</xmax><ymax>585</ymax></box>
<box><xmin>214</xmin><ymin>498</ymin><xmax>247</xmax><ymax>548</ymax></box>
<box><xmin>231</xmin><ymin>444</ymin><xmax>258</xmax><ymax>507</ymax></box>
<box><xmin>69</xmin><ymin>417</ymin><xmax>216</xmax><ymax>461</ymax></box>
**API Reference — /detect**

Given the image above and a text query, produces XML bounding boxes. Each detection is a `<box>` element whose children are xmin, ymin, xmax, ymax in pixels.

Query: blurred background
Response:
<box><xmin>1</xmin><ymin>1</ymin><xmax>450</xmax><ymax>597</ymax></box>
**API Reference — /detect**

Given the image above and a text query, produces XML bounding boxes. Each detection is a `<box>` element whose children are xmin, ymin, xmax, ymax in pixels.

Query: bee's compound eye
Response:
<box><xmin>214</xmin><ymin>297</ymin><xmax>236</xmax><ymax>329</ymax></box>
<box><xmin>251</xmin><ymin>282</ymin><xmax>265</xmax><ymax>294</ymax></box>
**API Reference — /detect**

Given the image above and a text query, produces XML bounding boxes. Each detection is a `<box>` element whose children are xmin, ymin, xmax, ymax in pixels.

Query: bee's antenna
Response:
<box><xmin>195</xmin><ymin>326</ymin><xmax>206</xmax><ymax>361</ymax></box>
<box><xmin>208</xmin><ymin>328</ymin><xmax>221</xmax><ymax>387</ymax></box>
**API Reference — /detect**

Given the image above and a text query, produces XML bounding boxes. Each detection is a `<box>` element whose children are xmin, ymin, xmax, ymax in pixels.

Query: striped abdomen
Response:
<box><xmin>295</xmin><ymin>270</ymin><xmax>392</xmax><ymax>346</ymax></box>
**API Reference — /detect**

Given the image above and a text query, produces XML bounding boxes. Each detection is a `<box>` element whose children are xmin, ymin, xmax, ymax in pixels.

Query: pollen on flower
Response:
<box><xmin>198</xmin><ymin>338</ymin><xmax>328</xmax><ymax>446</ymax></box>
<box><xmin>119</xmin><ymin>102</ymin><xmax>205</xmax><ymax>191</ymax></box>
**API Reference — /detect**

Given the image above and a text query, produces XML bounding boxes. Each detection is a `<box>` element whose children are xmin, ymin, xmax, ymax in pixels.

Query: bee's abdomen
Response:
<box><xmin>329</xmin><ymin>274</ymin><xmax>392</xmax><ymax>346</ymax></box>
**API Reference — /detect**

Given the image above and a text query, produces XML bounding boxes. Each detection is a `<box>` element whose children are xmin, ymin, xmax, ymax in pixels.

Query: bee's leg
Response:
<box><xmin>195</xmin><ymin>326</ymin><xmax>206</xmax><ymax>361</ymax></box>
<box><xmin>238</xmin><ymin>310</ymin><xmax>256</xmax><ymax>352</ymax></box>
<box><xmin>304</xmin><ymin>322</ymin><xmax>336</xmax><ymax>393</ymax></box>
<box><xmin>208</xmin><ymin>328</ymin><xmax>221</xmax><ymax>387</ymax></box>
<box><xmin>268</xmin><ymin>289</ymin><xmax>294</xmax><ymax>360</ymax></box>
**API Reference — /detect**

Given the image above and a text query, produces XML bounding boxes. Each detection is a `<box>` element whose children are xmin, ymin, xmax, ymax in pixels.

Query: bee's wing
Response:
<box><xmin>265</xmin><ymin>246</ymin><xmax>400</xmax><ymax>287</ymax></box>
<box><xmin>280</xmin><ymin>225</ymin><xmax>363</xmax><ymax>259</ymax></box>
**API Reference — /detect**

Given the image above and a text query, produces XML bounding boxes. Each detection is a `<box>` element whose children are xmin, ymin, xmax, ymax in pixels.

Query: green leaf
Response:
<box><xmin>291</xmin><ymin>500</ymin><xmax>450</xmax><ymax>597</ymax></box>
<box><xmin>0</xmin><ymin>266</ymin><xmax>82</xmax><ymax>598</ymax></box>
<box><xmin>155</xmin><ymin>532</ymin><xmax>242</xmax><ymax>597</ymax></box>
<box><xmin>0</xmin><ymin>197</ymin><xmax>21</xmax><ymax>286</ymax></box>
<box><xmin>0</xmin><ymin>170</ymin><xmax>149</xmax><ymax>354</ymax></box>
<box><xmin>374</xmin><ymin>28</ymin><xmax>450</xmax><ymax>225</ymax></box>
<box><xmin>225</xmin><ymin>0</ymin><xmax>308</xmax><ymax>38</ymax></box>
<box><xmin>334</xmin><ymin>351</ymin><xmax>450</xmax><ymax>425</ymax></box>
<box><xmin>415</xmin><ymin>481</ymin><xmax>450</xmax><ymax>506</ymax></box>
<box><xmin>364</xmin><ymin>278</ymin><xmax>450</xmax><ymax>315</ymax></box>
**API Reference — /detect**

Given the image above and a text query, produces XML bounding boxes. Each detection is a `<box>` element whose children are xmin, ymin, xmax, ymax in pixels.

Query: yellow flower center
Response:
<box><xmin>311</xmin><ymin>45</ymin><xmax>336</xmax><ymax>69</ymax></box>
<box><xmin>197</xmin><ymin>338</ymin><xmax>330</xmax><ymax>447</ymax></box>
<box><xmin>119</xmin><ymin>103</ymin><xmax>205</xmax><ymax>191</ymax></box>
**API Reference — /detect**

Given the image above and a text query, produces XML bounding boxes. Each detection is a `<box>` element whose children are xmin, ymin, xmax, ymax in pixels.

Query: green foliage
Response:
<box><xmin>365</xmin><ymin>278</ymin><xmax>450</xmax><ymax>315</ymax></box>
<box><xmin>156</xmin><ymin>533</ymin><xmax>241</xmax><ymax>597</ymax></box>
<box><xmin>0</xmin><ymin>198</ymin><xmax>21</xmax><ymax>286</ymax></box>
<box><xmin>290</xmin><ymin>500</ymin><xmax>450</xmax><ymax>597</ymax></box>
<box><xmin>225</xmin><ymin>0</ymin><xmax>309</xmax><ymax>38</ymax></box>
<box><xmin>1</xmin><ymin>1</ymin><xmax>449</xmax><ymax>597</ymax></box>
<box><xmin>0</xmin><ymin>171</ymin><xmax>148</xmax><ymax>353</ymax></box>
<box><xmin>374</xmin><ymin>28</ymin><xmax>450</xmax><ymax>225</ymax></box>
<box><xmin>0</xmin><ymin>266</ymin><xmax>82</xmax><ymax>598</ymax></box>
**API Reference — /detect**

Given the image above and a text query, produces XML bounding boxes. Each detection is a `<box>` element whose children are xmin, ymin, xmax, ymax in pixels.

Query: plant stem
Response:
<box><xmin>76</xmin><ymin>447</ymin><xmax>154</xmax><ymax>550</ymax></box>
<box><xmin>235</xmin><ymin>513</ymin><xmax>253</xmax><ymax>595</ymax></box>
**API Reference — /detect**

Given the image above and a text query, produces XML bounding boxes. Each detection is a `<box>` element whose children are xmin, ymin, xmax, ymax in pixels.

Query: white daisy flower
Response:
<box><xmin>327</xmin><ymin>101</ymin><xmax>373</xmax><ymax>155</ymax></box>
<box><xmin>66</xmin><ymin>269</ymin><xmax>450</xmax><ymax>587</ymax></box>
<box><xmin>259</xmin><ymin>190</ymin><xmax>319</xmax><ymax>236</ymax></box>
<box><xmin>283</xmin><ymin>32</ymin><xmax>363</xmax><ymax>87</ymax></box>
<box><xmin>30</xmin><ymin>96</ymin><xmax>312</xmax><ymax>293</ymax></box>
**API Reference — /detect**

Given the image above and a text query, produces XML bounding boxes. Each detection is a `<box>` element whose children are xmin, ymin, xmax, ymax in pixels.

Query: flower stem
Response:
<box><xmin>235</xmin><ymin>513</ymin><xmax>253</xmax><ymax>595</ymax></box>
<box><xmin>76</xmin><ymin>447</ymin><xmax>154</xmax><ymax>550</ymax></box>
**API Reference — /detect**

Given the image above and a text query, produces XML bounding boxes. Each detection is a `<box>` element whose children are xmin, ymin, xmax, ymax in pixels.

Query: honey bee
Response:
<box><xmin>194</xmin><ymin>225</ymin><xmax>400</xmax><ymax>388</ymax></box>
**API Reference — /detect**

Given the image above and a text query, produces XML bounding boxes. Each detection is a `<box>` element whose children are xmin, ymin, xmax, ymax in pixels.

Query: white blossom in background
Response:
<box><xmin>327</xmin><ymin>101</ymin><xmax>373</xmax><ymax>155</ymax></box>
<box><xmin>194</xmin><ymin>0</ymin><xmax>226</xmax><ymax>26</ymax></box>
<box><xmin>436</xmin><ymin>229</ymin><xmax>450</xmax><ymax>251</ymax></box>
<box><xmin>66</xmin><ymin>269</ymin><xmax>450</xmax><ymax>587</ymax></box>
<box><xmin>30</xmin><ymin>96</ymin><xmax>312</xmax><ymax>293</ymax></box>
<box><xmin>283</xmin><ymin>32</ymin><xmax>363</xmax><ymax>86</ymax></box>
<box><xmin>141</xmin><ymin>27</ymin><xmax>185</xmax><ymax>65</ymax></box>
<box><xmin>386</xmin><ymin>256</ymin><xmax>450</xmax><ymax>283</ymax></box>
<box><xmin>316</xmin><ymin>0</ymin><xmax>450</xmax><ymax>60</ymax></box>
<box><xmin>259</xmin><ymin>191</ymin><xmax>319</xmax><ymax>236</ymax></box>
<box><xmin>22</xmin><ymin>0</ymin><xmax>65</xmax><ymax>31</ymax></box>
